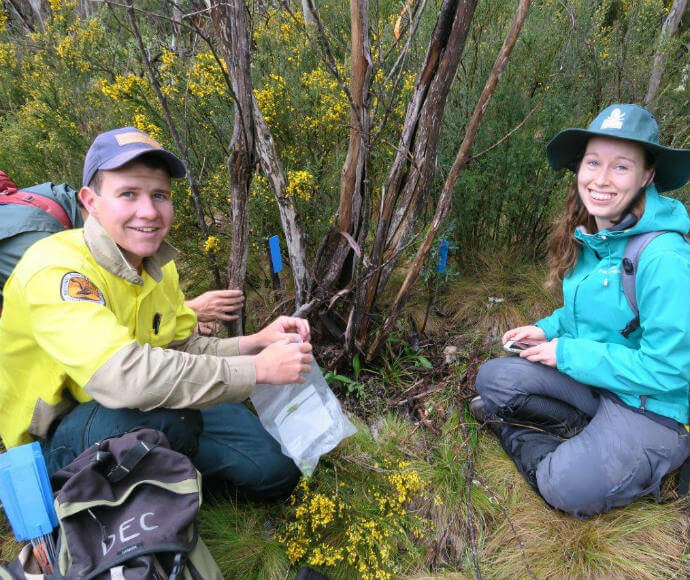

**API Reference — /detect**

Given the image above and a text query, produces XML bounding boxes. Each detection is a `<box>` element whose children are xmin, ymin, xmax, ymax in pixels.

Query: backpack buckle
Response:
<box><xmin>169</xmin><ymin>553</ymin><xmax>185</xmax><ymax>580</ymax></box>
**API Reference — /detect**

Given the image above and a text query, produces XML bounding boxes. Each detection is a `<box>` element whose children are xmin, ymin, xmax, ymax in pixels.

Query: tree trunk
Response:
<box><xmin>359</xmin><ymin>0</ymin><xmax>478</xmax><ymax>340</ymax></box>
<box><xmin>206</xmin><ymin>0</ymin><xmax>256</xmax><ymax>335</ymax></box>
<box><xmin>310</xmin><ymin>0</ymin><xmax>372</xmax><ymax>302</ymax></box>
<box><xmin>252</xmin><ymin>98</ymin><xmax>312</xmax><ymax>307</ymax></box>
<box><xmin>301</xmin><ymin>0</ymin><xmax>317</xmax><ymax>26</ymax></box>
<box><xmin>645</xmin><ymin>0</ymin><xmax>687</xmax><ymax>108</ymax></box>
<box><xmin>367</xmin><ymin>0</ymin><xmax>531</xmax><ymax>360</ymax></box>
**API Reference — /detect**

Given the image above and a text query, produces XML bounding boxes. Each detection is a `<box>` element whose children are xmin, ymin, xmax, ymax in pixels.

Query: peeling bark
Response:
<box><xmin>367</xmin><ymin>0</ymin><xmax>531</xmax><ymax>360</ymax></box>
<box><xmin>360</xmin><ymin>0</ymin><xmax>478</xmax><ymax>340</ymax></box>
<box><xmin>206</xmin><ymin>0</ymin><xmax>256</xmax><ymax>334</ymax></box>
<box><xmin>645</xmin><ymin>0</ymin><xmax>687</xmax><ymax>108</ymax></box>
<box><xmin>252</xmin><ymin>98</ymin><xmax>312</xmax><ymax>307</ymax></box>
<box><xmin>310</xmin><ymin>0</ymin><xmax>373</xmax><ymax>301</ymax></box>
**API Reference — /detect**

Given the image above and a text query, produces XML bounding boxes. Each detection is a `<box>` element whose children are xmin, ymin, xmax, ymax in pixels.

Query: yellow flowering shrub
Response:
<box><xmin>203</xmin><ymin>235</ymin><xmax>221</xmax><ymax>254</ymax></box>
<box><xmin>286</xmin><ymin>170</ymin><xmax>315</xmax><ymax>202</ymax></box>
<box><xmin>188</xmin><ymin>51</ymin><xmax>227</xmax><ymax>99</ymax></box>
<box><xmin>279</xmin><ymin>461</ymin><xmax>427</xmax><ymax>579</ymax></box>
<box><xmin>254</xmin><ymin>74</ymin><xmax>289</xmax><ymax>126</ymax></box>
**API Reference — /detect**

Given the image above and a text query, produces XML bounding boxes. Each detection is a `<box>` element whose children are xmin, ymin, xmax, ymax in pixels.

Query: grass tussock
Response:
<box><xmin>198</xmin><ymin>500</ymin><xmax>289</xmax><ymax>580</ymax></box>
<box><xmin>437</xmin><ymin>252</ymin><xmax>560</xmax><ymax>341</ymax></box>
<box><xmin>0</xmin><ymin>517</ymin><xmax>21</xmax><ymax>563</ymax></box>
<box><xmin>476</xmin><ymin>434</ymin><xmax>690</xmax><ymax>580</ymax></box>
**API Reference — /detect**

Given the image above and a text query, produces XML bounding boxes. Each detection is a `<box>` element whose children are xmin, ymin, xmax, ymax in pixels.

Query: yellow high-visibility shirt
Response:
<box><xmin>0</xmin><ymin>218</ymin><xmax>255</xmax><ymax>448</ymax></box>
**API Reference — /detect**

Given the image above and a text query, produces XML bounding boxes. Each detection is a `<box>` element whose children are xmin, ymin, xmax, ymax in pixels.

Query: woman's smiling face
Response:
<box><xmin>577</xmin><ymin>136</ymin><xmax>654</xmax><ymax>231</ymax></box>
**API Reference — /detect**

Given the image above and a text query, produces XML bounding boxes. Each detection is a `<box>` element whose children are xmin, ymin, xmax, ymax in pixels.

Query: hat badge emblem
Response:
<box><xmin>600</xmin><ymin>108</ymin><xmax>625</xmax><ymax>130</ymax></box>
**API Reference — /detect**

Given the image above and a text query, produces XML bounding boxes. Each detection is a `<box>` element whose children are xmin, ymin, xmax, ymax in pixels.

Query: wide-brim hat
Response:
<box><xmin>83</xmin><ymin>127</ymin><xmax>186</xmax><ymax>187</ymax></box>
<box><xmin>546</xmin><ymin>104</ymin><xmax>690</xmax><ymax>192</ymax></box>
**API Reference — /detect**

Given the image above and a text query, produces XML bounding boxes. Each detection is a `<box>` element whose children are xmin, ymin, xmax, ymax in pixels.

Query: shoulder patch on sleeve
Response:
<box><xmin>60</xmin><ymin>272</ymin><xmax>106</xmax><ymax>305</ymax></box>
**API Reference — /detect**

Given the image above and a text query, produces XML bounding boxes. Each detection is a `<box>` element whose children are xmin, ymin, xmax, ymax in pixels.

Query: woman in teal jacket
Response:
<box><xmin>473</xmin><ymin>104</ymin><xmax>690</xmax><ymax>518</ymax></box>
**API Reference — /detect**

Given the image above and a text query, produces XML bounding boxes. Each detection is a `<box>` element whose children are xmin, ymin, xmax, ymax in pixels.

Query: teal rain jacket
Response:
<box><xmin>536</xmin><ymin>185</ymin><xmax>690</xmax><ymax>425</ymax></box>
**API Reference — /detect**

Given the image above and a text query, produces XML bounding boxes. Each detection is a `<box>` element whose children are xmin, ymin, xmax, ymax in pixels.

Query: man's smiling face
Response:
<box><xmin>80</xmin><ymin>161</ymin><xmax>173</xmax><ymax>269</ymax></box>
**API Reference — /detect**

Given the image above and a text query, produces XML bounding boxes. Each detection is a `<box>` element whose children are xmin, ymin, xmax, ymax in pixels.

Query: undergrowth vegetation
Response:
<box><xmin>1</xmin><ymin>0</ymin><xmax>690</xmax><ymax>575</ymax></box>
<box><xmin>1</xmin><ymin>258</ymin><xmax>689</xmax><ymax>577</ymax></box>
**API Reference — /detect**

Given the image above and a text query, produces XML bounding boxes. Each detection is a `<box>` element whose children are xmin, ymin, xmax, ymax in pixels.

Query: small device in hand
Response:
<box><xmin>503</xmin><ymin>340</ymin><xmax>532</xmax><ymax>354</ymax></box>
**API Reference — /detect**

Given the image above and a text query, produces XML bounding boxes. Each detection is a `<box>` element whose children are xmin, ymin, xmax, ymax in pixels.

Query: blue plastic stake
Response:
<box><xmin>268</xmin><ymin>235</ymin><xmax>283</xmax><ymax>273</ymax></box>
<box><xmin>0</xmin><ymin>442</ymin><xmax>57</xmax><ymax>542</ymax></box>
<box><xmin>437</xmin><ymin>239</ymin><xmax>449</xmax><ymax>274</ymax></box>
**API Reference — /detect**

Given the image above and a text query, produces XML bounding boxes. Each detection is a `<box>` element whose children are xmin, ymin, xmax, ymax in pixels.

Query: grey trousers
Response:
<box><xmin>476</xmin><ymin>356</ymin><xmax>690</xmax><ymax>518</ymax></box>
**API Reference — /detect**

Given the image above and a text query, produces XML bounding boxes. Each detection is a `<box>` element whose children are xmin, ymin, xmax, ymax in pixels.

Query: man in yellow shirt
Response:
<box><xmin>0</xmin><ymin>127</ymin><xmax>313</xmax><ymax>499</ymax></box>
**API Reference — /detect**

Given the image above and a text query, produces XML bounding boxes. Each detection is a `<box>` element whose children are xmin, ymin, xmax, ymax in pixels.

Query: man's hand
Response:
<box><xmin>253</xmin><ymin>340</ymin><xmax>313</xmax><ymax>384</ymax></box>
<box><xmin>502</xmin><ymin>325</ymin><xmax>546</xmax><ymax>345</ymax></box>
<box><xmin>196</xmin><ymin>320</ymin><xmax>218</xmax><ymax>336</ymax></box>
<box><xmin>239</xmin><ymin>315</ymin><xmax>311</xmax><ymax>354</ymax></box>
<box><xmin>185</xmin><ymin>289</ymin><xmax>244</xmax><ymax>323</ymax></box>
<box><xmin>520</xmin><ymin>339</ymin><xmax>558</xmax><ymax>367</ymax></box>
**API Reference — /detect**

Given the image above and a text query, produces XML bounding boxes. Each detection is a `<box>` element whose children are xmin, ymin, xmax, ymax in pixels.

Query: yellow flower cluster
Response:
<box><xmin>48</xmin><ymin>0</ymin><xmax>77</xmax><ymax>24</ymax></box>
<box><xmin>250</xmin><ymin>174</ymin><xmax>273</xmax><ymax>202</ymax></box>
<box><xmin>286</xmin><ymin>170</ymin><xmax>315</xmax><ymax>202</ymax></box>
<box><xmin>188</xmin><ymin>51</ymin><xmax>226</xmax><ymax>99</ymax></box>
<box><xmin>0</xmin><ymin>7</ymin><xmax>7</xmax><ymax>33</ymax></box>
<box><xmin>203</xmin><ymin>235</ymin><xmax>221</xmax><ymax>254</ymax></box>
<box><xmin>300</xmin><ymin>68</ymin><xmax>348</xmax><ymax>135</ymax></box>
<box><xmin>159</xmin><ymin>49</ymin><xmax>179</xmax><ymax>97</ymax></box>
<box><xmin>204</xmin><ymin>164</ymin><xmax>231</xmax><ymax>205</ymax></box>
<box><xmin>254</xmin><ymin>74</ymin><xmax>288</xmax><ymax>125</ymax></box>
<box><xmin>101</xmin><ymin>74</ymin><xmax>148</xmax><ymax>101</ymax></box>
<box><xmin>254</xmin><ymin>9</ymin><xmax>304</xmax><ymax>44</ymax></box>
<box><xmin>53</xmin><ymin>18</ymin><xmax>102</xmax><ymax>70</ymax></box>
<box><xmin>0</xmin><ymin>43</ymin><xmax>14</xmax><ymax>68</ymax></box>
<box><xmin>279</xmin><ymin>463</ymin><xmax>426</xmax><ymax>579</ymax></box>
<box><xmin>132</xmin><ymin>113</ymin><xmax>161</xmax><ymax>141</ymax></box>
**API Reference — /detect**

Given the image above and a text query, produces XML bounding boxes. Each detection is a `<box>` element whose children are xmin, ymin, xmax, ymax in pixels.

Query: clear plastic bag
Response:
<box><xmin>250</xmin><ymin>361</ymin><xmax>356</xmax><ymax>476</ymax></box>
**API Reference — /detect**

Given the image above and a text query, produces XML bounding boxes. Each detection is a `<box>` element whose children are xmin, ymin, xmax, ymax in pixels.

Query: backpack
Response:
<box><xmin>0</xmin><ymin>429</ymin><xmax>223</xmax><ymax>580</ymax></box>
<box><xmin>0</xmin><ymin>188</ymin><xmax>75</xmax><ymax>230</ymax></box>
<box><xmin>619</xmin><ymin>231</ymin><xmax>690</xmax><ymax>497</ymax></box>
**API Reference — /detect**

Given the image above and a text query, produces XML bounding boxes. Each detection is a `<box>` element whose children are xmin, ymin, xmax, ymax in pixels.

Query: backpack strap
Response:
<box><xmin>619</xmin><ymin>231</ymin><xmax>670</xmax><ymax>338</ymax></box>
<box><xmin>0</xmin><ymin>190</ymin><xmax>73</xmax><ymax>229</ymax></box>
<box><xmin>105</xmin><ymin>440</ymin><xmax>158</xmax><ymax>483</ymax></box>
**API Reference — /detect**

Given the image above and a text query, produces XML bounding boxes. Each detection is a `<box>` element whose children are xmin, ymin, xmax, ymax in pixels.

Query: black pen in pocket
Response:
<box><xmin>152</xmin><ymin>312</ymin><xmax>162</xmax><ymax>334</ymax></box>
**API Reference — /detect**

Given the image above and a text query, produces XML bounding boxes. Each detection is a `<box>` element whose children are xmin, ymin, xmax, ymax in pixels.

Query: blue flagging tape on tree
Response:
<box><xmin>0</xmin><ymin>441</ymin><xmax>57</xmax><ymax>541</ymax></box>
<box><xmin>437</xmin><ymin>239</ymin><xmax>449</xmax><ymax>274</ymax></box>
<box><xmin>268</xmin><ymin>235</ymin><xmax>283</xmax><ymax>273</ymax></box>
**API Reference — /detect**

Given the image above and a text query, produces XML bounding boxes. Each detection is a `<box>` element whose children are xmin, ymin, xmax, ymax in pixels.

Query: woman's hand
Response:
<box><xmin>185</xmin><ymin>289</ymin><xmax>244</xmax><ymax>322</ymax></box>
<box><xmin>520</xmin><ymin>339</ymin><xmax>558</xmax><ymax>368</ymax></box>
<box><xmin>502</xmin><ymin>325</ymin><xmax>546</xmax><ymax>345</ymax></box>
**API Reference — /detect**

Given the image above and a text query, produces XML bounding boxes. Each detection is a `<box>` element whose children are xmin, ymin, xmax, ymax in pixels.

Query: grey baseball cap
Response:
<box><xmin>82</xmin><ymin>127</ymin><xmax>186</xmax><ymax>187</ymax></box>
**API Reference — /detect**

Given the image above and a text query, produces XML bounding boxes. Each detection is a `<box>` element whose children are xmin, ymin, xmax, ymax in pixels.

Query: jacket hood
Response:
<box><xmin>628</xmin><ymin>184</ymin><xmax>690</xmax><ymax>236</ymax></box>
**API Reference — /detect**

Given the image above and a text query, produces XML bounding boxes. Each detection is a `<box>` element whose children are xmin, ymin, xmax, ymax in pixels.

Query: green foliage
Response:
<box><xmin>325</xmin><ymin>354</ymin><xmax>369</xmax><ymax>399</ymax></box>
<box><xmin>447</xmin><ymin>0</ymin><xmax>690</xmax><ymax>257</ymax></box>
<box><xmin>1</xmin><ymin>0</ymin><xmax>688</xmax><ymax>286</ymax></box>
